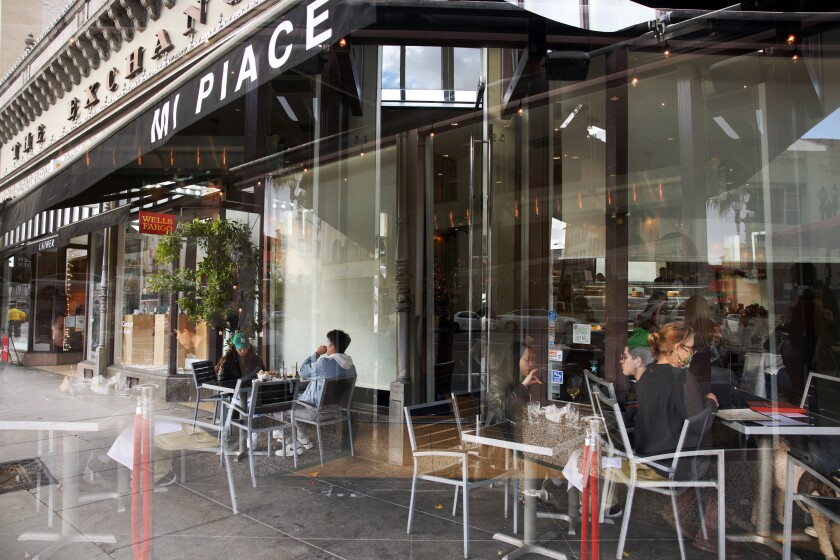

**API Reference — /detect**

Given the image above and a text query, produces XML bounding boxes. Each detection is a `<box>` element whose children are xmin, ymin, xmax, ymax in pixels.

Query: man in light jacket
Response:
<box><xmin>281</xmin><ymin>330</ymin><xmax>356</xmax><ymax>456</ymax></box>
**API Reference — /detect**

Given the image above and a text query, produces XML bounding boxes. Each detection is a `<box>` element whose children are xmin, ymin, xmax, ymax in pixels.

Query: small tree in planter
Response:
<box><xmin>146</xmin><ymin>218</ymin><xmax>261</xmax><ymax>337</ymax></box>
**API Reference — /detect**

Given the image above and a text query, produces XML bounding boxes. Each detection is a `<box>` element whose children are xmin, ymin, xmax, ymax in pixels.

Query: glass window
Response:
<box><xmin>114</xmin><ymin>222</ymin><xmax>171</xmax><ymax>371</ymax></box>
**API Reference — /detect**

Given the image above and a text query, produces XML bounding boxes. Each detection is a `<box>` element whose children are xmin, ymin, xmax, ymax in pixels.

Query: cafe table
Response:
<box><xmin>461</xmin><ymin>406</ymin><xmax>589</xmax><ymax>560</ymax></box>
<box><xmin>717</xmin><ymin>399</ymin><xmax>840</xmax><ymax>551</ymax></box>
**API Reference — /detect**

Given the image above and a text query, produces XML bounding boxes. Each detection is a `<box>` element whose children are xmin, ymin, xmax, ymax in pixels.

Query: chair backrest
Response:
<box><xmin>317</xmin><ymin>375</ymin><xmax>357</xmax><ymax>411</ymax></box>
<box><xmin>451</xmin><ymin>391</ymin><xmax>482</xmax><ymax>445</ymax></box>
<box><xmin>594</xmin><ymin>390</ymin><xmax>634</xmax><ymax>460</ymax></box>
<box><xmin>585</xmin><ymin>370</ymin><xmax>617</xmax><ymax>419</ymax></box>
<box><xmin>667</xmin><ymin>407</ymin><xmax>714</xmax><ymax>481</ymax></box>
<box><xmin>801</xmin><ymin>372</ymin><xmax>840</xmax><ymax>425</ymax></box>
<box><xmin>404</xmin><ymin>399</ymin><xmax>461</xmax><ymax>454</ymax></box>
<box><xmin>249</xmin><ymin>378</ymin><xmax>299</xmax><ymax>417</ymax></box>
<box><xmin>191</xmin><ymin>360</ymin><xmax>217</xmax><ymax>389</ymax></box>
<box><xmin>596</xmin><ymin>390</ymin><xmax>714</xmax><ymax>480</ymax></box>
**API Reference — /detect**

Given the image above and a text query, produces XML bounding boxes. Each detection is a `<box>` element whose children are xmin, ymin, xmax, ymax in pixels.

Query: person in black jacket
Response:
<box><xmin>638</xmin><ymin>322</ymin><xmax>734</xmax><ymax>556</ymax></box>
<box><xmin>215</xmin><ymin>332</ymin><xmax>264</xmax><ymax>386</ymax></box>
<box><xmin>486</xmin><ymin>341</ymin><xmax>542</xmax><ymax>424</ymax></box>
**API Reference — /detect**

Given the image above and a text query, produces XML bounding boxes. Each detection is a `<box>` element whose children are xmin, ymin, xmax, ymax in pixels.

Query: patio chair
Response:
<box><xmin>404</xmin><ymin>399</ymin><xmax>509</xmax><ymax>559</ymax></box>
<box><xmin>584</xmin><ymin>370</ymin><xmax>623</xmax><ymax>522</ymax></box>
<box><xmin>782</xmin><ymin>447</ymin><xmax>840</xmax><ymax>559</ymax></box>
<box><xmin>291</xmin><ymin>374</ymin><xmax>356</xmax><ymax>465</ymax></box>
<box><xmin>595</xmin><ymin>390</ymin><xmax>726</xmax><ymax>560</ymax></box>
<box><xmin>451</xmin><ymin>391</ymin><xmax>513</xmax><ymax>521</ymax></box>
<box><xmin>220</xmin><ymin>378</ymin><xmax>300</xmax><ymax>486</ymax></box>
<box><xmin>190</xmin><ymin>360</ymin><xmax>227</xmax><ymax>426</ymax></box>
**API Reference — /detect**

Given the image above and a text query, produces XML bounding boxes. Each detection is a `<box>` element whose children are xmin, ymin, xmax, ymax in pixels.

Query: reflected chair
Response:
<box><xmin>596</xmin><ymin>391</ymin><xmax>726</xmax><ymax>560</ymax></box>
<box><xmin>291</xmin><ymin>375</ymin><xmax>356</xmax><ymax>465</ymax></box>
<box><xmin>190</xmin><ymin>360</ymin><xmax>227</xmax><ymax>427</ymax></box>
<box><xmin>220</xmin><ymin>378</ymin><xmax>300</xmax><ymax>486</ymax></box>
<box><xmin>405</xmin><ymin>399</ymin><xmax>509</xmax><ymax>559</ymax></box>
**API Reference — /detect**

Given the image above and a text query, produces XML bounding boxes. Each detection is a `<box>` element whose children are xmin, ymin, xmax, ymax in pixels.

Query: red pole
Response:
<box><xmin>581</xmin><ymin>439</ymin><xmax>590</xmax><ymax>560</ymax></box>
<box><xmin>591</xmin><ymin>444</ymin><xmax>599</xmax><ymax>559</ymax></box>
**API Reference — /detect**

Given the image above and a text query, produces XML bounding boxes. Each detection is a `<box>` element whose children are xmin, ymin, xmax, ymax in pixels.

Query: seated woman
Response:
<box><xmin>638</xmin><ymin>322</ymin><xmax>730</xmax><ymax>556</ymax></box>
<box><xmin>486</xmin><ymin>341</ymin><xmax>542</xmax><ymax>424</ymax></box>
<box><xmin>216</xmin><ymin>332</ymin><xmax>264</xmax><ymax>386</ymax></box>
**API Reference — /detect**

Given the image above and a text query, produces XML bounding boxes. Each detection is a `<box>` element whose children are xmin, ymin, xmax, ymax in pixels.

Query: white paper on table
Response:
<box><xmin>715</xmin><ymin>408</ymin><xmax>771</xmax><ymax>422</ymax></box>
<box><xmin>107</xmin><ymin>420</ymin><xmax>183</xmax><ymax>469</ymax></box>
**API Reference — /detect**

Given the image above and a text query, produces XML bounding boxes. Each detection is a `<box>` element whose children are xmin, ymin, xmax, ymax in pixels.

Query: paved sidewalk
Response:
<box><xmin>0</xmin><ymin>363</ymin><xmax>798</xmax><ymax>559</ymax></box>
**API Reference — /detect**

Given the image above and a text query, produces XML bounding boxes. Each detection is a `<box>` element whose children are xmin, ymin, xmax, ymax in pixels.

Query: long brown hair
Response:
<box><xmin>648</xmin><ymin>322</ymin><xmax>694</xmax><ymax>359</ymax></box>
<box><xmin>684</xmin><ymin>295</ymin><xmax>716</xmax><ymax>347</ymax></box>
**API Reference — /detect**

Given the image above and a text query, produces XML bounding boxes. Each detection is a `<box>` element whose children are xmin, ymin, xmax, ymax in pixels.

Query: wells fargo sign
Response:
<box><xmin>139</xmin><ymin>211</ymin><xmax>176</xmax><ymax>235</ymax></box>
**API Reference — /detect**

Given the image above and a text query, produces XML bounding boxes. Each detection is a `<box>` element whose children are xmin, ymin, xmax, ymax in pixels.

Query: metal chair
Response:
<box><xmin>291</xmin><ymin>374</ymin><xmax>356</xmax><ymax>465</ymax></box>
<box><xmin>450</xmin><ymin>391</ymin><xmax>514</xmax><ymax>523</ymax></box>
<box><xmin>596</xmin><ymin>391</ymin><xmax>726</xmax><ymax>560</ymax></box>
<box><xmin>220</xmin><ymin>378</ymin><xmax>300</xmax><ymax>486</ymax></box>
<box><xmin>404</xmin><ymin>399</ymin><xmax>509</xmax><ymax>559</ymax></box>
<box><xmin>190</xmin><ymin>360</ymin><xmax>227</xmax><ymax>426</ymax></box>
<box><xmin>584</xmin><ymin>370</ymin><xmax>623</xmax><ymax>522</ymax></box>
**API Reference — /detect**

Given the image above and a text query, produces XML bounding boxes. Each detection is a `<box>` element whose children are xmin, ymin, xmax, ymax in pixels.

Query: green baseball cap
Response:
<box><xmin>232</xmin><ymin>332</ymin><xmax>250</xmax><ymax>350</ymax></box>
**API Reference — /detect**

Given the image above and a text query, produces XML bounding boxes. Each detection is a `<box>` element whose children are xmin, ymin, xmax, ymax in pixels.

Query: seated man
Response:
<box><xmin>278</xmin><ymin>329</ymin><xmax>356</xmax><ymax>455</ymax></box>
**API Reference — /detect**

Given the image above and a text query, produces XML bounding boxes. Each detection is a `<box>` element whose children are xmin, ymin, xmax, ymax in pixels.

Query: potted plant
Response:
<box><xmin>146</xmin><ymin>217</ymin><xmax>261</xmax><ymax>336</ymax></box>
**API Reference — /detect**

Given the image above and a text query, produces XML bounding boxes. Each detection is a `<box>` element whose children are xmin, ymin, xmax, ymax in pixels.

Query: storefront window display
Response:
<box><xmin>114</xmin><ymin>222</ymin><xmax>173</xmax><ymax>371</ymax></box>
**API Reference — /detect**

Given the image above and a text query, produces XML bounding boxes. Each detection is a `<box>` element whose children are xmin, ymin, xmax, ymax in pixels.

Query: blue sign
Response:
<box><xmin>549</xmin><ymin>310</ymin><xmax>557</xmax><ymax>321</ymax></box>
<box><xmin>551</xmin><ymin>370</ymin><xmax>564</xmax><ymax>384</ymax></box>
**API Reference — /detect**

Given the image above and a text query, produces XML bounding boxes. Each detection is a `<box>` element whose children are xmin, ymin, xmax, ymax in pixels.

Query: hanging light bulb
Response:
<box><xmin>786</xmin><ymin>33</ymin><xmax>797</xmax><ymax>45</ymax></box>
<box><xmin>663</xmin><ymin>40</ymin><xmax>671</xmax><ymax>60</ymax></box>
<box><xmin>517</xmin><ymin>101</ymin><xmax>524</xmax><ymax>117</ymax></box>
<box><xmin>429</xmin><ymin>125</ymin><xmax>435</xmax><ymax>138</ymax></box>
<box><xmin>791</xmin><ymin>48</ymin><xmax>800</xmax><ymax>63</ymax></box>
<box><xmin>631</xmin><ymin>69</ymin><xmax>639</xmax><ymax>87</ymax></box>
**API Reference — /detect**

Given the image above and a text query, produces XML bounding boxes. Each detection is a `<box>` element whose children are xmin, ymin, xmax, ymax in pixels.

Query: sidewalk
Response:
<box><xmin>0</xmin><ymin>363</ymin><xmax>785</xmax><ymax>559</ymax></box>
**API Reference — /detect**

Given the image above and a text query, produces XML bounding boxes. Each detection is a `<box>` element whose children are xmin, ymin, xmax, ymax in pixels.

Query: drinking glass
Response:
<box><xmin>567</xmin><ymin>375</ymin><xmax>582</xmax><ymax>402</ymax></box>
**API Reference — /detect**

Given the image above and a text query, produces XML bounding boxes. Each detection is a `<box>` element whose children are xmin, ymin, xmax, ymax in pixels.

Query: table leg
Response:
<box><xmin>493</xmin><ymin>458</ymin><xmax>568</xmax><ymax>560</ymax></box>
<box><xmin>727</xmin><ymin>434</ymin><xmax>809</xmax><ymax>553</ymax></box>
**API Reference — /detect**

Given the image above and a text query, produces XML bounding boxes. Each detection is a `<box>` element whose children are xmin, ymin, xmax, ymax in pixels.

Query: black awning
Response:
<box><xmin>24</xmin><ymin>234</ymin><xmax>59</xmax><ymax>256</ymax></box>
<box><xmin>0</xmin><ymin>0</ymin><xmax>376</xmax><ymax>237</ymax></box>
<box><xmin>57</xmin><ymin>205</ymin><xmax>130</xmax><ymax>245</ymax></box>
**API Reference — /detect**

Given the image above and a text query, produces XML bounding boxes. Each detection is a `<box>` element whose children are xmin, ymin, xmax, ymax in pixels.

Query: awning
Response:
<box><xmin>0</xmin><ymin>0</ymin><xmax>375</xmax><ymax>236</ymax></box>
<box><xmin>56</xmin><ymin>205</ymin><xmax>130</xmax><ymax>245</ymax></box>
<box><xmin>25</xmin><ymin>234</ymin><xmax>59</xmax><ymax>256</ymax></box>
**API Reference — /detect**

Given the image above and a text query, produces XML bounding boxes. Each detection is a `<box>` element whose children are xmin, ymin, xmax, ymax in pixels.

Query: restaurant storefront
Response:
<box><xmin>0</xmin><ymin>0</ymin><xmax>839</xmax><ymax>451</ymax></box>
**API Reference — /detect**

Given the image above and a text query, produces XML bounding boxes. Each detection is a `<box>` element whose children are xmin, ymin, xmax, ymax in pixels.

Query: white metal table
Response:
<box><xmin>462</xmin><ymin>412</ymin><xmax>587</xmax><ymax>560</ymax></box>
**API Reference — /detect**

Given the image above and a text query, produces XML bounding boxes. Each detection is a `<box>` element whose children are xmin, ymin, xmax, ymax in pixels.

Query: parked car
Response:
<box><xmin>494</xmin><ymin>309</ymin><xmax>578</xmax><ymax>334</ymax></box>
<box><xmin>453</xmin><ymin>311</ymin><xmax>494</xmax><ymax>331</ymax></box>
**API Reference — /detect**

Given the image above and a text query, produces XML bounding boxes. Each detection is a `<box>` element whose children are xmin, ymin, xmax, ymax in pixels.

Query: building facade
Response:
<box><xmin>0</xmin><ymin>0</ymin><xmax>839</xmax><ymax>455</ymax></box>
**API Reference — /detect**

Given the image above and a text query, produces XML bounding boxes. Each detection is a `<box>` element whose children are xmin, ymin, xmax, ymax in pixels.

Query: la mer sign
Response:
<box><xmin>139</xmin><ymin>211</ymin><xmax>176</xmax><ymax>235</ymax></box>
